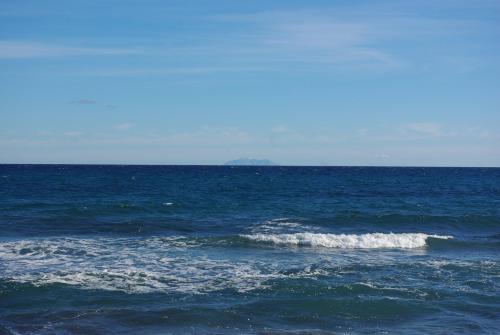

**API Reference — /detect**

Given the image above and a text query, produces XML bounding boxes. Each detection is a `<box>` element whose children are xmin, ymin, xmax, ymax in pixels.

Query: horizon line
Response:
<box><xmin>1</xmin><ymin>163</ymin><xmax>499</xmax><ymax>169</ymax></box>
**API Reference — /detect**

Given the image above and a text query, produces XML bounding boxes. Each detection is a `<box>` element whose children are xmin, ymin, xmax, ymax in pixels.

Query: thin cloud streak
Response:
<box><xmin>0</xmin><ymin>41</ymin><xmax>139</xmax><ymax>59</ymax></box>
<box><xmin>70</xmin><ymin>99</ymin><xmax>96</xmax><ymax>105</ymax></box>
<box><xmin>399</xmin><ymin>123</ymin><xmax>443</xmax><ymax>137</ymax></box>
<box><xmin>2</xmin><ymin>124</ymin><xmax>496</xmax><ymax>148</ymax></box>
<box><xmin>114</xmin><ymin>123</ymin><xmax>135</xmax><ymax>131</ymax></box>
<box><xmin>62</xmin><ymin>131</ymin><xmax>83</xmax><ymax>137</ymax></box>
<box><xmin>5</xmin><ymin>7</ymin><xmax>492</xmax><ymax>76</ymax></box>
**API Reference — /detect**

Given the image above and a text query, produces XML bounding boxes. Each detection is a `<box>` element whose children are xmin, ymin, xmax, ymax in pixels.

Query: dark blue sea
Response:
<box><xmin>1</xmin><ymin>165</ymin><xmax>499</xmax><ymax>334</ymax></box>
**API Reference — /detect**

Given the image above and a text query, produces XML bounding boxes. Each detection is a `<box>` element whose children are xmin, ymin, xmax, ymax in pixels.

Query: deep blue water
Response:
<box><xmin>1</xmin><ymin>165</ymin><xmax>499</xmax><ymax>334</ymax></box>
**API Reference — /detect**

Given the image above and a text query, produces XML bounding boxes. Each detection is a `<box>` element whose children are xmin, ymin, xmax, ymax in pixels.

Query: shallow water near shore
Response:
<box><xmin>1</xmin><ymin>165</ymin><xmax>499</xmax><ymax>334</ymax></box>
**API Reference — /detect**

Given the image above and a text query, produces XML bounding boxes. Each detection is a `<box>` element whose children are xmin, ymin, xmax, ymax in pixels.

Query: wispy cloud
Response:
<box><xmin>74</xmin><ymin>65</ymin><xmax>272</xmax><ymax>77</ymax></box>
<box><xmin>114</xmin><ymin>123</ymin><xmax>135</xmax><ymax>131</ymax></box>
<box><xmin>163</xmin><ymin>127</ymin><xmax>256</xmax><ymax>146</ymax></box>
<box><xmin>205</xmin><ymin>7</ymin><xmax>492</xmax><ymax>70</ymax></box>
<box><xmin>271</xmin><ymin>125</ymin><xmax>288</xmax><ymax>134</ymax></box>
<box><xmin>203</xmin><ymin>11</ymin><xmax>399</xmax><ymax>68</ymax></box>
<box><xmin>400</xmin><ymin>122</ymin><xmax>442</xmax><ymax>136</ymax></box>
<box><xmin>2</xmin><ymin>121</ymin><xmax>499</xmax><ymax>166</ymax></box>
<box><xmin>70</xmin><ymin>99</ymin><xmax>96</xmax><ymax>105</ymax></box>
<box><xmin>22</xmin><ymin>123</ymin><xmax>499</xmax><ymax>148</ymax></box>
<box><xmin>63</xmin><ymin>131</ymin><xmax>83</xmax><ymax>137</ymax></box>
<box><xmin>0</xmin><ymin>41</ymin><xmax>138</xmax><ymax>59</ymax></box>
<box><xmin>9</xmin><ymin>5</ymin><xmax>492</xmax><ymax>77</ymax></box>
<box><xmin>374</xmin><ymin>153</ymin><xmax>391</xmax><ymax>160</ymax></box>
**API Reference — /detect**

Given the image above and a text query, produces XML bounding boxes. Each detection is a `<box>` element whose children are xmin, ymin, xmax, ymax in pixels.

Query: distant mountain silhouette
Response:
<box><xmin>224</xmin><ymin>158</ymin><xmax>276</xmax><ymax>166</ymax></box>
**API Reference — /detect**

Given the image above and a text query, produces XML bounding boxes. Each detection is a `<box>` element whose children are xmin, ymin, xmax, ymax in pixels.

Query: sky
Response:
<box><xmin>0</xmin><ymin>0</ymin><xmax>499</xmax><ymax>166</ymax></box>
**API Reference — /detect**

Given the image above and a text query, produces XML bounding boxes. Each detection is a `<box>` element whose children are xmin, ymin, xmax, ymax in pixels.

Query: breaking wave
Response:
<box><xmin>0</xmin><ymin>237</ymin><xmax>283</xmax><ymax>294</ymax></box>
<box><xmin>240</xmin><ymin>232</ymin><xmax>453</xmax><ymax>249</ymax></box>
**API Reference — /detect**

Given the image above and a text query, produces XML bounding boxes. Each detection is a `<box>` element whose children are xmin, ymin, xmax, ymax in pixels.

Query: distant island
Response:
<box><xmin>224</xmin><ymin>158</ymin><xmax>276</xmax><ymax>166</ymax></box>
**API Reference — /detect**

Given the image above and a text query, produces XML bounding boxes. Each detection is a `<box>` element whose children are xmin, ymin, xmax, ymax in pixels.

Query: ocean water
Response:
<box><xmin>0</xmin><ymin>165</ymin><xmax>499</xmax><ymax>334</ymax></box>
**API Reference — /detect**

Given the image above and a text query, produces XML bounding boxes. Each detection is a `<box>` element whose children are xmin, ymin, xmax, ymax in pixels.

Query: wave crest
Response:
<box><xmin>240</xmin><ymin>232</ymin><xmax>452</xmax><ymax>249</ymax></box>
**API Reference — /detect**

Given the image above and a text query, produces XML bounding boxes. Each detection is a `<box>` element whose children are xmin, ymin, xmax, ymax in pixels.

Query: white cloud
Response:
<box><xmin>114</xmin><ymin>123</ymin><xmax>135</xmax><ymax>131</ymax></box>
<box><xmin>209</xmin><ymin>8</ymin><xmax>488</xmax><ymax>69</ymax></box>
<box><xmin>400</xmin><ymin>122</ymin><xmax>442</xmax><ymax>136</ymax></box>
<box><xmin>74</xmin><ymin>66</ymin><xmax>271</xmax><ymax>77</ymax></box>
<box><xmin>374</xmin><ymin>153</ymin><xmax>391</xmax><ymax>159</ymax></box>
<box><xmin>70</xmin><ymin>99</ymin><xmax>96</xmax><ymax>105</ymax></box>
<box><xmin>208</xmin><ymin>11</ymin><xmax>398</xmax><ymax>68</ymax></box>
<box><xmin>271</xmin><ymin>125</ymin><xmax>288</xmax><ymax>133</ymax></box>
<box><xmin>2</xmin><ymin>122</ymin><xmax>499</xmax><ymax>165</ymax></box>
<box><xmin>355</xmin><ymin>129</ymin><xmax>368</xmax><ymax>136</ymax></box>
<box><xmin>63</xmin><ymin>131</ymin><xmax>83</xmax><ymax>137</ymax></box>
<box><xmin>164</xmin><ymin>126</ymin><xmax>257</xmax><ymax>146</ymax></box>
<box><xmin>0</xmin><ymin>41</ymin><xmax>138</xmax><ymax>59</ymax></box>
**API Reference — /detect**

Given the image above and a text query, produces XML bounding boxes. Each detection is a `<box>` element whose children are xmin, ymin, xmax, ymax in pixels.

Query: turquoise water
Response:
<box><xmin>1</xmin><ymin>165</ymin><xmax>499</xmax><ymax>334</ymax></box>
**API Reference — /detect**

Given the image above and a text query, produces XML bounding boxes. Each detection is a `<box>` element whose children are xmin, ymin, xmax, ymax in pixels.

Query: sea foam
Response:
<box><xmin>0</xmin><ymin>237</ymin><xmax>281</xmax><ymax>294</ymax></box>
<box><xmin>240</xmin><ymin>232</ymin><xmax>452</xmax><ymax>249</ymax></box>
<box><xmin>0</xmin><ymin>233</ymin><xmax>454</xmax><ymax>294</ymax></box>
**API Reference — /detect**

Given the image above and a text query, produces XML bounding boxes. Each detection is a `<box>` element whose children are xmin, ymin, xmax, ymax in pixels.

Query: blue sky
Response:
<box><xmin>1</xmin><ymin>0</ymin><xmax>499</xmax><ymax>166</ymax></box>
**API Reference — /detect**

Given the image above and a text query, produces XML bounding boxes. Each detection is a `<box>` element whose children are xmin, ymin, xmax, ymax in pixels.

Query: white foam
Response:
<box><xmin>0</xmin><ymin>233</ymin><xmax>456</xmax><ymax>294</ymax></box>
<box><xmin>241</xmin><ymin>232</ymin><xmax>452</xmax><ymax>249</ymax></box>
<box><xmin>250</xmin><ymin>218</ymin><xmax>310</xmax><ymax>234</ymax></box>
<box><xmin>0</xmin><ymin>237</ymin><xmax>284</xmax><ymax>294</ymax></box>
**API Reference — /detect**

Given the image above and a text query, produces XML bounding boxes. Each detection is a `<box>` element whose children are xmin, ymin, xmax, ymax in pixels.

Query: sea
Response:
<box><xmin>0</xmin><ymin>164</ymin><xmax>499</xmax><ymax>334</ymax></box>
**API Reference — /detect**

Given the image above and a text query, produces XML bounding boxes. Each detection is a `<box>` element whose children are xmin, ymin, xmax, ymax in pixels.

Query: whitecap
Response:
<box><xmin>0</xmin><ymin>237</ymin><xmax>282</xmax><ymax>294</ymax></box>
<box><xmin>240</xmin><ymin>232</ymin><xmax>452</xmax><ymax>249</ymax></box>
